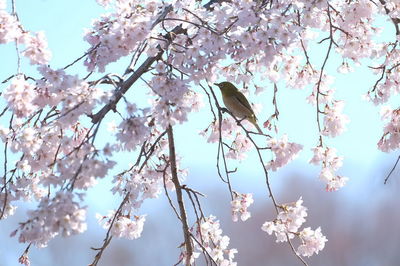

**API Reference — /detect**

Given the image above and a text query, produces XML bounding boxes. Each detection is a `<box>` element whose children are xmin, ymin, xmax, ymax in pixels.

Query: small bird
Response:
<box><xmin>214</xmin><ymin>81</ymin><xmax>263</xmax><ymax>134</ymax></box>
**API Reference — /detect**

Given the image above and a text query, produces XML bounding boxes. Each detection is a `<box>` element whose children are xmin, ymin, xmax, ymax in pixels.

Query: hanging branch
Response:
<box><xmin>314</xmin><ymin>4</ymin><xmax>337</xmax><ymax>146</ymax></box>
<box><xmin>204</xmin><ymin>81</ymin><xmax>309</xmax><ymax>266</ymax></box>
<box><xmin>200</xmin><ymin>83</ymin><xmax>235</xmax><ymax>198</ymax></box>
<box><xmin>167</xmin><ymin>125</ymin><xmax>193</xmax><ymax>265</ymax></box>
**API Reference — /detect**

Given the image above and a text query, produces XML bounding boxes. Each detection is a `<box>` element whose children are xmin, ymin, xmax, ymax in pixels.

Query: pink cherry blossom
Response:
<box><xmin>262</xmin><ymin>198</ymin><xmax>328</xmax><ymax>257</ymax></box>
<box><xmin>190</xmin><ymin>215</ymin><xmax>237</xmax><ymax>266</ymax></box>
<box><xmin>3</xmin><ymin>76</ymin><xmax>37</xmax><ymax>118</ymax></box>
<box><xmin>297</xmin><ymin>227</ymin><xmax>328</xmax><ymax>257</ymax></box>
<box><xmin>378</xmin><ymin>107</ymin><xmax>400</xmax><ymax>152</ymax></box>
<box><xmin>116</xmin><ymin>116</ymin><xmax>151</xmax><ymax>151</ymax></box>
<box><xmin>0</xmin><ymin>10</ymin><xmax>21</xmax><ymax>44</ymax></box>
<box><xmin>226</xmin><ymin>132</ymin><xmax>253</xmax><ymax>161</ymax></box>
<box><xmin>262</xmin><ymin>197</ymin><xmax>308</xmax><ymax>242</ymax></box>
<box><xmin>265</xmin><ymin>135</ymin><xmax>303</xmax><ymax>171</ymax></box>
<box><xmin>310</xmin><ymin>146</ymin><xmax>348</xmax><ymax>191</ymax></box>
<box><xmin>97</xmin><ymin>212</ymin><xmax>146</xmax><ymax>240</ymax></box>
<box><xmin>18</xmin><ymin>252</ymin><xmax>30</xmax><ymax>266</ymax></box>
<box><xmin>322</xmin><ymin>101</ymin><xmax>350</xmax><ymax>137</ymax></box>
<box><xmin>20</xmin><ymin>31</ymin><xmax>52</xmax><ymax>65</ymax></box>
<box><xmin>202</xmin><ymin>118</ymin><xmax>239</xmax><ymax>144</ymax></box>
<box><xmin>231</xmin><ymin>193</ymin><xmax>254</xmax><ymax>222</ymax></box>
<box><xmin>14</xmin><ymin>192</ymin><xmax>87</xmax><ymax>248</ymax></box>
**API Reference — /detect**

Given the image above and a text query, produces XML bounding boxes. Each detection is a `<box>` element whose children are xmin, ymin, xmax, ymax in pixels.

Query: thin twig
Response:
<box><xmin>384</xmin><ymin>155</ymin><xmax>400</xmax><ymax>184</ymax></box>
<box><xmin>315</xmin><ymin>4</ymin><xmax>335</xmax><ymax>145</ymax></box>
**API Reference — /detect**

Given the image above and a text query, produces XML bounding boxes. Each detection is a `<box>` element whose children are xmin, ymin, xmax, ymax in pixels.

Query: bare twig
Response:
<box><xmin>384</xmin><ymin>155</ymin><xmax>400</xmax><ymax>184</ymax></box>
<box><xmin>10</xmin><ymin>0</ymin><xmax>21</xmax><ymax>74</ymax></box>
<box><xmin>371</xmin><ymin>66</ymin><xmax>386</xmax><ymax>93</ymax></box>
<box><xmin>63</xmin><ymin>43</ymin><xmax>100</xmax><ymax>70</ymax></box>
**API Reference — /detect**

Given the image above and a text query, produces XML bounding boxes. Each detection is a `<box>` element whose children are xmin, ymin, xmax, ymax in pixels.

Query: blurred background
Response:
<box><xmin>1</xmin><ymin>1</ymin><xmax>400</xmax><ymax>265</ymax></box>
<box><xmin>2</xmin><ymin>157</ymin><xmax>400</xmax><ymax>266</ymax></box>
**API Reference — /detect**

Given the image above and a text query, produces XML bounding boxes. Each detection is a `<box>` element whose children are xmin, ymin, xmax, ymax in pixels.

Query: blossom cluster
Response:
<box><xmin>2</xmin><ymin>76</ymin><xmax>37</xmax><ymax>118</ymax></box>
<box><xmin>97</xmin><ymin>211</ymin><xmax>146</xmax><ymax>240</ymax></box>
<box><xmin>365</xmin><ymin>48</ymin><xmax>400</xmax><ymax>105</ymax></box>
<box><xmin>111</xmin><ymin>146</ymin><xmax>187</xmax><ymax>207</ymax></box>
<box><xmin>18</xmin><ymin>252</ymin><xmax>30</xmax><ymax>266</ymax></box>
<box><xmin>265</xmin><ymin>135</ymin><xmax>303</xmax><ymax>171</ymax></box>
<box><xmin>4</xmin><ymin>66</ymin><xmax>105</xmax><ymax>127</ymax></box>
<box><xmin>11</xmin><ymin>192</ymin><xmax>87</xmax><ymax>248</ymax></box>
<box><xmin>310</xmin><ymin>146</ymin><xmax>349</xmax><ymax>191</ymax></box>
<box><xmin>321</xmin><ymin>101</ymin><xmax>350</xmax><ymax>138</ymax></box>
<box><xmin>303</xmin><ymin>73</ymin><xmax>349</xmax><ymax>190</ymax></box>
<box><xmin>297</xmin><ymin>227</ymin><xmax>328</xmax><ymax>257</ymax></box>
<box><xmin>202</xmin><ymin>118</ymin><xmax>240</xmax><ymax>144</ymax></box>
<box><xmin>187</xmin><ymin>216</ymin><xmax>237</xmax><ymax>266</ymax></box>
<box><xmin>112</xmin><ymin>167</ymin><xmax>168</xmax><ymax>211</ymax></box>
<box><xmin>98</xmin><ymin>149</ymin><xmax>187</xmax><ymax>240</ymax></box>
<box><xmin>226</xmin><ymin>132</ymin><xmax>253</xmax><ymax>161</ymax></box>
<box><xmin>231</xmin><ymin>192</ymin><xmax>254</xmax><ymax>222</ymax></box>
<box><xmin>0</xmin><ymin>4</ymin><xmax>21</xmax><ymax>44</ymax></box>
<box><xmin>0</xmin><ymin>5</ymin><xmax>51</xmax><ymax>64</ymax></box>
<box><xmin>20</xmin><ymin>31</ymin><xmax>52</xmax><ymax>65</ymax></box>
<box><xmin>115</xmin><ymin>115</ymin><xmax>151</xmax><ymax>151</ymax></box>
<box><xmin>149</xmin><ymin>75</ymin><xmax>203</xmax><ymax>128</ymax></box>
<box><xmin>378</xmin><ymin>107</ymin><xmax>400</xmax><ymax>152</ymax></box>
<box><xmin>0</xmin><ymin>66</ymin><xmax>115</xmax><ymax>250</ymax></box>
<box><xmin>261</xmin><ymin>198</ymin><xmax>327</xmax><ymax>257</ymax></box>
<box><xmin>83</xmin><ymin>0</ymin><xmax>162</xmax><ymax>72</ymax></box>
<box><xmin>201</xmin><ymin>117</ymin><xmax>255</xmax><ymax>160</ymax></box>
<box><xmin>0</xmin><ymin>190</ymin><xmax>17</xmax><ymax>219</ymax></box>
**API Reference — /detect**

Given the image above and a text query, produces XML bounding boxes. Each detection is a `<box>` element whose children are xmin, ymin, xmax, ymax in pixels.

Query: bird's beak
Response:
<box><xmin>214</xmin><ymin>83</ymin><xmax>220</xmax><ymax>87</ymax></box>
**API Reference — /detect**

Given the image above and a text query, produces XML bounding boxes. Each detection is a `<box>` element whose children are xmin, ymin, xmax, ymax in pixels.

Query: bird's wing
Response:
<box><xmin>235</xmin><ymin>91</ymin><xmax>256</xmax><ymax>117</ymax></box>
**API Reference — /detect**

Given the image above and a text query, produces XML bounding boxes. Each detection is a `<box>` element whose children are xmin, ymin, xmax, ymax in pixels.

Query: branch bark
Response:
<box><xmin>90</xmin><ymin>51</ymin><xmax>164</xmax><ymax>124</ymax></box>
<box><xmin>167</xmin><ymin>125</ymin><xmax>193</xmax><ymax>265</ymax></box>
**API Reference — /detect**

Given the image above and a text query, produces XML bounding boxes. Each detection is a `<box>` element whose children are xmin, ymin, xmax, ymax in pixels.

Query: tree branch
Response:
<box><xmin>167</xmin><ymin>125</ymin><xmax>193</xmax><ymax>265</ymax></box>
<box><xmin>89</xmin><ymin>4</ymin><xmax>180</xmax><ymax>124</ymax></box>
<box><xmin>378</xmin><ymin>0</ymin><xmax>400</xmax><ymax>36</ymax></box>
<box><xmin>90</xmin><ymin>0</ymin><xmax>225</xmax><ymax>125</ymax></box>
<box><xmin>90</xmin><ymin>49</ymin><xmax>164</xmax><ymax>124</ymax></box>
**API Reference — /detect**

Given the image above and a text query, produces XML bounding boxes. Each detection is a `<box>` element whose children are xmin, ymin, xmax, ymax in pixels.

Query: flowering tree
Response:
<box><xmin>1</xmin><ymin>0</ymin><xmax>399</xmax><ymax>265</ymax></box>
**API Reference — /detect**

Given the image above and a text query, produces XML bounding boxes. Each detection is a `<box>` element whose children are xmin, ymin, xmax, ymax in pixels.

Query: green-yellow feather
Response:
<box><xmin>215</xmin><ymin>81</ymin><xmax>263</xmax><ymax>134</ymax></box>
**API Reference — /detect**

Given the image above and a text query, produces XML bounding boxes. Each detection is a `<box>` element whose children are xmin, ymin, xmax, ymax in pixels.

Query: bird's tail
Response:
<box><xmin>248</xmin><ymin>116</ymin><xmax>263</xmax><ymax>134</ymax></box>
<box><xmin>254</xmin><ymin>122</ymin><xmax>263</xmax><ymax>134</ymax></box>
